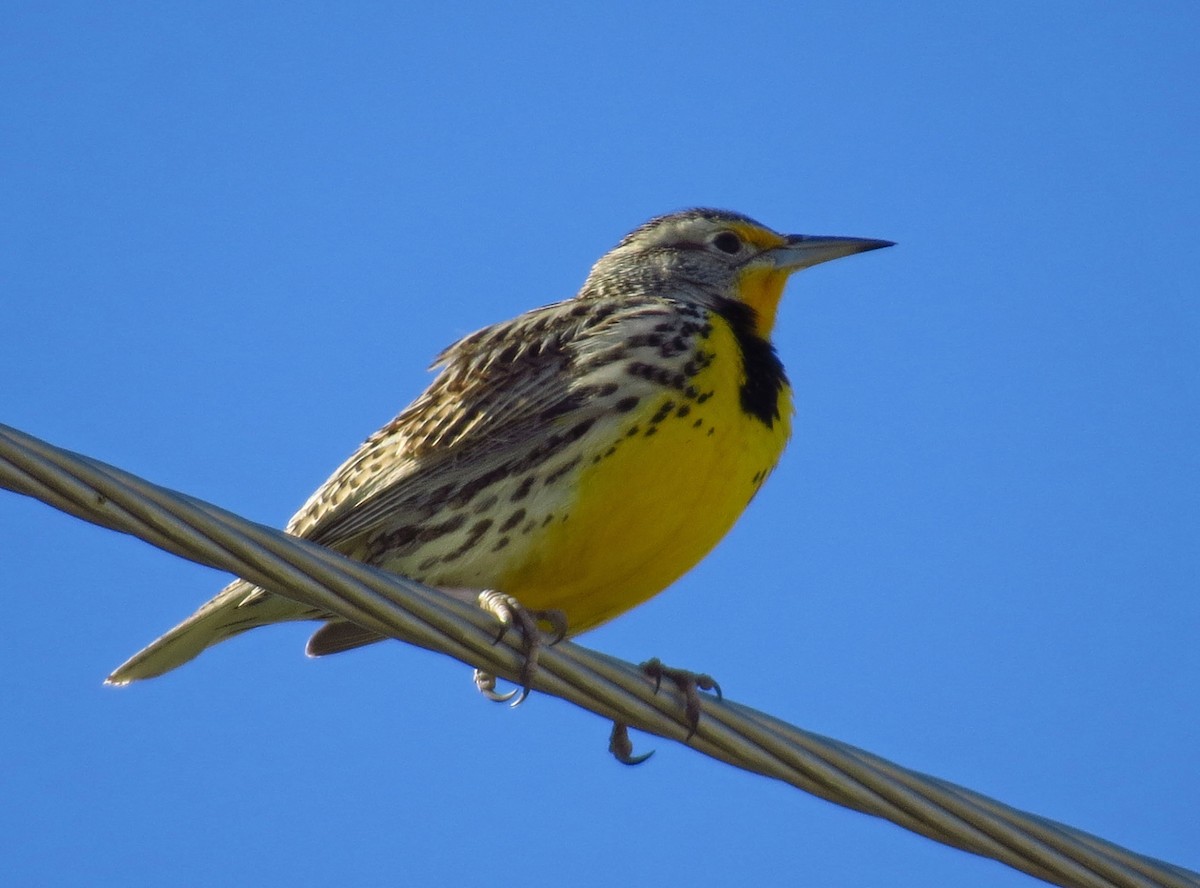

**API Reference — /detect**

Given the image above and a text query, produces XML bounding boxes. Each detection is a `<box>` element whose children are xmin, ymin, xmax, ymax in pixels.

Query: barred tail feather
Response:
<box><xmin>106</xmin><ymin>580</ymin><xmax>316</xmax><ymax>685</ymax></box>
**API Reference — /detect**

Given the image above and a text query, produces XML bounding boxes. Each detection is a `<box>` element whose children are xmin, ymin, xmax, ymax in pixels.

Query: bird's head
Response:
<box><xmin>582</xmin><ymin>208</ymin><xmax>893</xmax><ymax>337</ymax></box>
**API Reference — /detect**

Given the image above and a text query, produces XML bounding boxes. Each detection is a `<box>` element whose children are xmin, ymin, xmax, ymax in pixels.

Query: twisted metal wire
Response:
<box><xmin>1</xmin><ymin>421</ymin><xmax>1195</xmax><ymax>888</ymax></box>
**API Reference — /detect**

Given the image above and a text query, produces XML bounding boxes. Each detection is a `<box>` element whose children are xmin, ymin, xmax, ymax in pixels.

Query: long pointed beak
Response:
<box><xmin>768</xmin><ymin>234</ymin><xmax>894</xmax><ymax>271</ymax></box>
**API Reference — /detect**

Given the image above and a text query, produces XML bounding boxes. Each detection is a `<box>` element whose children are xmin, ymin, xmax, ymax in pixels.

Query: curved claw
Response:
<box><xmin>474</xmin><ymin>668</ymin><xmax>520</xmax><ymax>703</ymax></box>
<box><xmin>695</xmin><ymin>673</ymin><xmax>722</xmax><ymax>702</ymax></box>
<box><xmin>643</xmin><ymin>656</ymin><xmax>666</xmax><ymax>694</ymax></box>
<box><xmin>639</xmin><ymin>658</ymin><xmax>722</xmax><ymax>739</ymax></box>
<box><xmin>608</xmin><ymin>722</ymin><xmax>655</xmax><ymax>766</ymax></box>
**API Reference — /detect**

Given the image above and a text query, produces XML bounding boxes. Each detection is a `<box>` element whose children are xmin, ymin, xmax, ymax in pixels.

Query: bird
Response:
<box><xmin>106</xmin><ymin>208</ymin><xmax>891</xmax><ymax>689</ymax></box>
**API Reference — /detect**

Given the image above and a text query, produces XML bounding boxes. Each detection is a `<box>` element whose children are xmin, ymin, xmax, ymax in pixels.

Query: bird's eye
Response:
<box><xmin>711</xmin><ymin>231</ymin><xmax>742</xmax><ymax>254</ymax></box>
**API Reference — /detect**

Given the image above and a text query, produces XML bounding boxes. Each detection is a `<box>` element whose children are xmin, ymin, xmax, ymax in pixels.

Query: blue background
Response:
<box><xmin>2</xmin><ymin>4</ymin><xmax>1196</xmax><ymax>886</ymax></box>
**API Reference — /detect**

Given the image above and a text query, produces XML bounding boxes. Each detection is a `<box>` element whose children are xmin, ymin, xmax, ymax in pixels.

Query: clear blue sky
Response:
<box><xmin>2</xmin><ymin>4</ymin><xmax>1197</xmax><ymax>886</ymax></box>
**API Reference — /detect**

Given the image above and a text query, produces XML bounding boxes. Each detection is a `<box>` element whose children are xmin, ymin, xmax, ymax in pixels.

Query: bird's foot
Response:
<box><xmin>640</xmin><ymin>657</ymin><xmax>722</xmax><ymax>739</ymax></box>
<box><xmin>604</xmin><ymin>660</ymin><xmax>722</xmax><ymax>764</ymax></box>
<box><xmin>473</xmin><ymin>590</ymin><xmax>567</xmax><ymax>707</ymax></box>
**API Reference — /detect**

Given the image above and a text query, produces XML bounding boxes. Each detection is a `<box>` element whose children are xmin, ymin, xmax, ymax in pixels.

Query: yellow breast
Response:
<box><xmin>497</xmin><ymin>312</ymin><xmax>793</xmax><ymax>632</ymax></box>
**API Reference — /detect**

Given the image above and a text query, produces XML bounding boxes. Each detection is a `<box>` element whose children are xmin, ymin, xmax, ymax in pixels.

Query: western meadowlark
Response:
<box><xmin>107</xmin><ymin>209</ymin><xmax>891</xmax><ymax>688</ymax></box>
